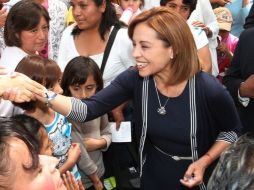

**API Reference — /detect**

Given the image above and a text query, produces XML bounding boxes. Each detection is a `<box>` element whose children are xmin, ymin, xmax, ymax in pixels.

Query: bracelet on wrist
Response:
<box><xmin>45</xmin><ymin>90</ymin><xmax>57</xmax><ymax>108</ymax></box>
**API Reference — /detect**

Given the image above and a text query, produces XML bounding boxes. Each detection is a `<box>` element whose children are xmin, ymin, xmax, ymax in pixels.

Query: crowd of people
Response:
<box><xmin>0</xmin><ymin>0</ymin><xmax>254</xmax><ymax>189</ymax></box>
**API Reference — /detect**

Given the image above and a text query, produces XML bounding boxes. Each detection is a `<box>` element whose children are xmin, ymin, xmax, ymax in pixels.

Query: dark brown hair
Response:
<box><xmin>14</xmin><ymin>55</ymin><xmax>46</xmax><ymax>111</ymax></box>
<box><xmin>4</xmin><ymin>0</ymin><xmax>50</xmax><ymax>47</ymax></box>
<box><xmin>44</xmin><ymin>59</ymin><xmax>62</xmax><ymax>90</ymax></box>
<box><xmin>0</xmin><ymin>117</ymin><xmax>40</xmax><ymax>189</ymax></box>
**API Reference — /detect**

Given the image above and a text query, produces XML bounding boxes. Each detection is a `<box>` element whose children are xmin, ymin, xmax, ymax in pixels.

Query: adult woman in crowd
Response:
<box><xmin>0</xmin><ymin>0</ymin><xmax>49</xmax><ymax>116</ymax></box>
<box><xmin>58</xmin><ymin>0</ymin><xmax>135</xmax><ymax>125</ymax></box>
<box><xmin>34</xmin><ymin>7</ymin><xmax>242</xmax><ymax>189</ymax></box>
<box><xmin>0</xmin><ymin>0</ymin><xmax>49</xmax><ymax>69</ymax></box>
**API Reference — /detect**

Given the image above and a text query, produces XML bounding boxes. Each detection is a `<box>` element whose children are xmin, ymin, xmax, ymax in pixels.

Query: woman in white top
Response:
<box><xmin>0</xmin><ymin>0</ymin><xmax>49</xmax><ymax>116</ymax></box>
<box><xmin>57</xmin><ymin>0</ymin><xmax>134</xmax><ymax>124</ymax></box>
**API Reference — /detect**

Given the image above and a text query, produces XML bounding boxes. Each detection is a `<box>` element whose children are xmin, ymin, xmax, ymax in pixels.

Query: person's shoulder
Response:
<box><xmin>115</xmin><ymin>26</ymin><xmax>130</xmax><ymax>40</ymax></box>
<box><xmin>196</xmin><ymin>72</ymin><xmax>223</xmax><ymax>90</ymax></box>
<box><xmin>1</xmin><ymin>46</ymin><xmax>27</xmax><ymax>69</ymax></box>
<box><xmin>116</xmin><ymin>67</ymin><xmax>138</xmax><ymax>80</ymax></box>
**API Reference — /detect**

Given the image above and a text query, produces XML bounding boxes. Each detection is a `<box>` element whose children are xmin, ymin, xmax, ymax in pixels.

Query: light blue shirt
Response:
<box><xmin>226</xmin><ymin>0</ymin><xmax>253</xmax><ymax>37</ymax></box>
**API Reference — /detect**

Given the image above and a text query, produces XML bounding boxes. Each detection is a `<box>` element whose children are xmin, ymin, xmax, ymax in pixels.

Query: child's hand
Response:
<box><xmin>67</xmin><ymin>143</ymin><xmax>81</xmax><ymax>164</ymax></box>
<box><xmin>192</xmin><ymin>21</ymin><xmax>212</xmax><ymax>38</ymax></box>
<box><xmin>63</xmin><ymin>171</ymin><xmax>85</xmax><ymax>190</ymax></box>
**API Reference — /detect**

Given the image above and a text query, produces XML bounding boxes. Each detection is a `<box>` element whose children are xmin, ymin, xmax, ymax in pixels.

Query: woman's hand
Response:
<box><xmin>1</xmin><ymin>72</ymin><xmax>45</xmax><ymax>102</ymax></box>
<box><xmin>180</xmin><ymin>156</ymin><xmax>209</xmax><ymax>188</ymax></box>
<box><xmin>63</xmin><ymin>171</ymin><xmax>85</xmax><ymax>190</ymax></box>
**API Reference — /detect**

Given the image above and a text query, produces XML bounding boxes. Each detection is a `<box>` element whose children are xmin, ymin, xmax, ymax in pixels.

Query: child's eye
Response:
<box><xmin>73</xmin><ymin>87</ymin><xmax>80</xmax><ymax>91</ymax></box>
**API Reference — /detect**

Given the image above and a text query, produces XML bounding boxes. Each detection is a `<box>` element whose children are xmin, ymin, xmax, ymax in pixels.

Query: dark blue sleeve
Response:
<box><xmin>200</xmin><ymin>73</ymin><xmax>242</xmax><ymax>141</ymax></box>
<box><xmin>67</xmin><ymin>68</ymin><xmax>138</xmax><ymax>122</ymax></box>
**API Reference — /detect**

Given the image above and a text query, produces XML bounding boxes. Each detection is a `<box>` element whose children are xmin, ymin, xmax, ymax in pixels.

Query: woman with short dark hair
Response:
<box><xmin>0</xmin><ymin>0</ymin><xmax>50</xmax><ymax>117</ymax></box>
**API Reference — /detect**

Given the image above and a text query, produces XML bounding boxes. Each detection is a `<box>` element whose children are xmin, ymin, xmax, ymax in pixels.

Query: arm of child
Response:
<box><xmin>59</xmin><ymin>143</ymin><xmax>81</xmax><ymax>175</ymax></box>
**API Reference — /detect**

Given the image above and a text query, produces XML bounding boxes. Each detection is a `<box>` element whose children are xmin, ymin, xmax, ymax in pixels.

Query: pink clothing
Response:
<box><xmin>221</xmin><ymin>33</ymin><xmax>238</xmax><ymax>54</ymax></box>
<box><xmin>217</xmin><ymin>33</ymin><xmax>239</xmax><ymax>82</ymax></box>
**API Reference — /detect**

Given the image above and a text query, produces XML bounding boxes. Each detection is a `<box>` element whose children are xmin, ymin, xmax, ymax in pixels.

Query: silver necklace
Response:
<box><xmin>153</xmin><ymin>78</ymin><xmax>170</xmax><ymax>115</ymax></box>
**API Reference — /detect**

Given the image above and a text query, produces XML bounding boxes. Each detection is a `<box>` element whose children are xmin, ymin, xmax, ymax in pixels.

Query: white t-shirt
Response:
<box><xmin>57</xmin><ymin>25</ymin><xmax>135</xmax><ymax>87</ymax></box>
<box><xmin>188</xmin><ymin>24</ymin><xmax>209</xmax><ymax>50</ymax></box>
<box><xmin>188</xmin><ymin>0</ymin><xmax>219</xmax><ymax>76</ymax></box>
<box><xmin>0</xmin><ymin>46</ymin><xmax>27</xmax><ymax>72</ymax></box>
<box><xmin>0</xmin><ymin>46</ymin><xmax>27</xmax><ymax>117</ymax></box>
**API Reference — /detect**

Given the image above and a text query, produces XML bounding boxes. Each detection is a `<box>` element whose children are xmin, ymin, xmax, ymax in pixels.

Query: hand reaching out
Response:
<box><xmin>1</xmin><ymin>72</ymin><xmax>45</xmax><ymax>103</ymax></box>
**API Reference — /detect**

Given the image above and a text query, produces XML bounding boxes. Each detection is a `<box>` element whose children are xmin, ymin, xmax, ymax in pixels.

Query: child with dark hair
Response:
<box><xmin>61</xmin><ymin>56</ymin><xmax>112</xmax><ymax>190</ymax></box>
<box><xmin>14</xmin><ymin>55</ymin><xmax>82</xmax><ymax>182</ymax></box>
<box><xmin>13</xmin><ymin>114</ymin><xmax>53</xmax><ymax>156</ymax></box>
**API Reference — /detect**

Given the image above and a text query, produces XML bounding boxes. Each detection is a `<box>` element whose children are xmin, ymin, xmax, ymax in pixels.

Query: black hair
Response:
<box><xmin>61</xmin><ymin>56</ymin><xmax>103</xmax><ymax>97</ymax></box>
<box><xmin>72</xmin><ymin>0</ymin><xmax>120</xmax><ymax>40</ymax></box>
<box><xmin>160</xmin><ymin>0</ymin><xmax>197</xmax><ymax>15</ymax></box>
<box><xmin>12</xmin><ymin>114</ymin><xmax>45</xmax><ymax>152</ymax></box>
<box><xmin>0</xmin><ymin>117</ymin><xmax>40</xmax><ymax>189</ymax></box>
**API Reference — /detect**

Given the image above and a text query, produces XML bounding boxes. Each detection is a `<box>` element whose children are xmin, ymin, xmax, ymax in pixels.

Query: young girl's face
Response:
<box><xmin>69</xmin><ymin>74</ymin><xmax>97</xmax><ymax>99</ymax></box>
<box><xmin>120</xmin><ymin>0</ymin><xmax>142</xmax><ymax>12</ymax></box>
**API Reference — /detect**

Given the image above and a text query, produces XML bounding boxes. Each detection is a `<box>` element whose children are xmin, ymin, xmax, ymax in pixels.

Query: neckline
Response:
<box><xmin>152</xmin><ymin>77</ymin><xmax>189</xmax><ymax>99</ymax></box>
